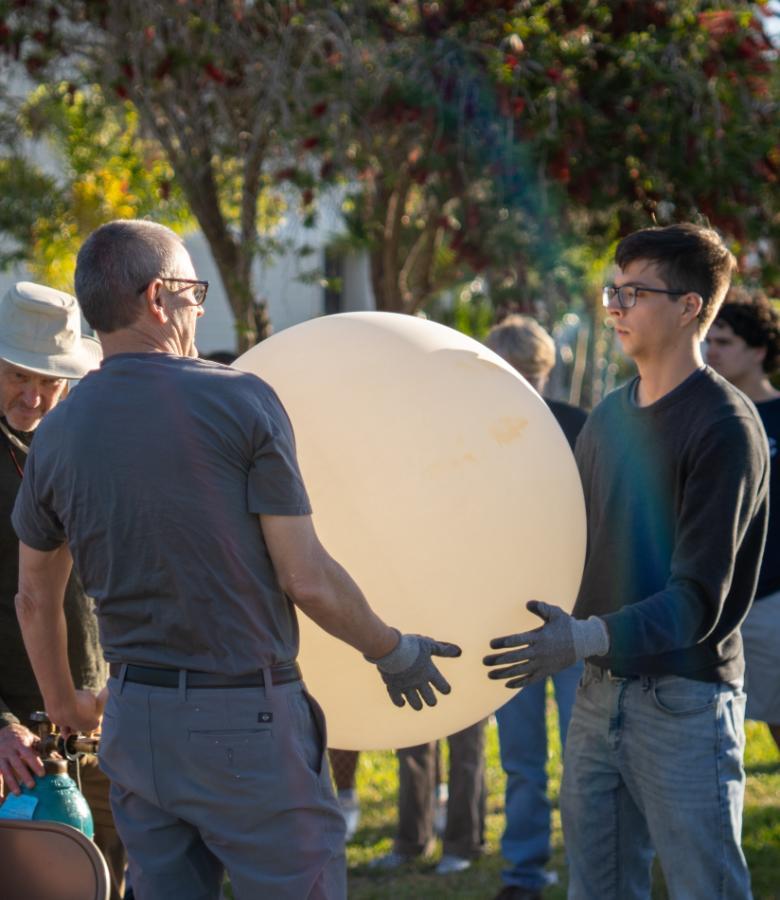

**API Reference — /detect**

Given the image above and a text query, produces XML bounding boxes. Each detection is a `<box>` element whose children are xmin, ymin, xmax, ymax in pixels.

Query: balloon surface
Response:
<box><xmin>235</xmin><ymin>312</ymin><xmax>585</xmax><ymax>750</ymax></box>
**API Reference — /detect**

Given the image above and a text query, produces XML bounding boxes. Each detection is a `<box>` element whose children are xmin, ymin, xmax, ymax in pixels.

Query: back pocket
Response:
<box><xmin>188</xmin><ymin>729</ymin><xmax>272</xmax><ymax>768</ymax></box>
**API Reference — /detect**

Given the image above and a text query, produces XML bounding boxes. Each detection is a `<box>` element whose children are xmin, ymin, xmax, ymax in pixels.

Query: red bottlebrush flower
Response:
<box><xmin>155</xmin><ymin>56</ymin><xmax>172</xmax><ymax>80</ymax></box>
<box><xmin>746</xmin><ymin>75</ymin><xmax>769</xmax><ymax>97</ymax></box>
<box><xmin>513</xmin><ymin>97</ymin><xmax>526</xmax><ymax>117</ymax></box>
<box><xmin>505</xmin><ymin>54</ymin><xmax>519</xmax><ymax>70</ymax></box>
<box><xmin>755</xmin><ymin>161</ymin><xmax>777</xmax><ymax>183</ymax></box>
<box><xmin>302</xmin><ymin>188</ymin><xmax>314</xmax><ymax>206</ymax></box>
<box><xmin>301</xmin><ymin>136</ymin><xmax>320</xmax><ymax>150</ymax></box>
<box><xmin>121</xmin><ymin>62</ymin><xmax>134</xmax><ymax>80</ymax></box>
<box><xmin>275</xmin><ymin>167</ymin><xmax>299</xmax><ymax>182</ymax></box>
<box><xmin>310</xmin><ymin>102</ymin><xmax>328</xmax><ymax>118</ymax></box>
<box><xmin>697</xmin><ymin>11</ymin><xmax>737</xmax><ymax>38</ymax></box>
<box><xmin>549</xmin><ymin>151</ymin><xmax>570</xmax><ymax>184</ymax></box>
<box><xmin>24</xmin><ymin>54</ymin><xmax>44</xmax><ymax>74</ymax></box>
<box><xmin>702</xmin><ymin>58</ymin><xmax>718</xmax><ymax>78</ymax></box>
<box><xmin>204</xmin><ymin>62</ymin><xmax>227</xmax><ymax>84</ymax></box>
<box><xmin>546</xmin><ymin>67</ymin><xmax>562</xmax><ymax>83</ymax></box>
<box><xmin>115</xmin><ymin>83</ymin><xmax>129</xmax><ymax>99</ymax></box>
<box><xmin>737</xmin><ymin>37</ymin><xmax>759</xmax><ymax>60</ymax></box>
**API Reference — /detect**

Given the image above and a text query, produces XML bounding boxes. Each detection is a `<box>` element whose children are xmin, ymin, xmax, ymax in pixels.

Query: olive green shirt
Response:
<box><xmin>0</xmin><ymin>419</ymin><xmax>105</xmax><ymax>731</ymax></box>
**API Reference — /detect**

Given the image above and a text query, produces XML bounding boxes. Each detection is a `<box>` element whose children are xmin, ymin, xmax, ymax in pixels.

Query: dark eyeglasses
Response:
<box><xmin>602</xmin><ymin>284</ymin><xmax>690</xmax><ymax>309</ymax></box>
<box><xmin>138</xmin><ymin>277</ymin><xmax>209</xmax><ymax>306</ymax></box>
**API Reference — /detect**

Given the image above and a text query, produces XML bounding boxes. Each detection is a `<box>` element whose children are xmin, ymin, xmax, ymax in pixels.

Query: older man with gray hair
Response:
<box><xmin>0</xmin><ymin>282</ymin><xmax>127</xmax><ymax>898</ymax></box>
<box><xmin>12</xmin><ymin>219</ymin><xmax>460</xmax><ymax>900</ymax></box>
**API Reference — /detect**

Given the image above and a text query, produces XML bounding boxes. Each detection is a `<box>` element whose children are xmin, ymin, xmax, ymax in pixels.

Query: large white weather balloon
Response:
<box><xmin>235</xmin><ymin>312</ymin><xmax>585</xmax><ymax>750</ymax></box>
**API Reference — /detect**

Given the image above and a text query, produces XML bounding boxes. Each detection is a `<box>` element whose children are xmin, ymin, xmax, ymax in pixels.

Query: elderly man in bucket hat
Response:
<box><xmin>0</xmin><ymin>282</ymin><xmax>126</xmax><ymax>899</ymax></box>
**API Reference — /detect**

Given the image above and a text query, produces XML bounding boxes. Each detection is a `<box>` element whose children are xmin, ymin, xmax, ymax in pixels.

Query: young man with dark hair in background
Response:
<box><xmin>706</xmin><ymin>292</ymin><xmax>780</xmax><ymax>753</ymax></box>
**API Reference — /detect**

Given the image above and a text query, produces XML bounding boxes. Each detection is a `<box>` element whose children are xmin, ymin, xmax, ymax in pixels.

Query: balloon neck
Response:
<box><xmin>43</xmin><ymin>758</ymin><xmax>68</xmax><ymax>776</ymax></box>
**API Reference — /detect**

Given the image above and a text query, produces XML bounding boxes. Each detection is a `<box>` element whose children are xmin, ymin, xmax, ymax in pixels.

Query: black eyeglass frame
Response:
<box><xmin>602</xmin><ymin>284</ymin><xmax>691</xmax><ymax>309</ymax></box>
<box><xmin>138</xmin><ymin>277</ymin><xmax>209</xmax><ymax>306</ymax></box>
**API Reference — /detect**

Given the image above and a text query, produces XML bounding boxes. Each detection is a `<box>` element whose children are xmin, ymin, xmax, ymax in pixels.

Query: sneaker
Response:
<box><xmin>337</xmin><ymin>790</ymin><xmax>360</xmax><ymax>841</ymax></box>
<box><xmin>492</xmin><ymin>886</ymin><xmax>543</xmax><ymax>900</ymax></box>
<box><xmin>435</xmin><ymin>854</ymin><xmax>472</xmax><ymax>875</ymax></box>
<box><xmin>368</xmin><ymin>851</ymin><xmax>415</xmax><ymax>870</ymax></box>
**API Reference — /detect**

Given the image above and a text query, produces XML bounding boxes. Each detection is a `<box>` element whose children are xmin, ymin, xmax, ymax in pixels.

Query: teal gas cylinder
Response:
<box><xmin>0</xmin><ymin>758</ymin><xmax>94</xmax><ymax>839</ymax></box>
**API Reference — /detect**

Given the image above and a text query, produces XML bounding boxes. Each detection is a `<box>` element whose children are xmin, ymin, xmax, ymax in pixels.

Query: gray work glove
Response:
<box><xmin>367</xmin><ymin>632</ymin><xmax>462</xmax><ymax>710</ymax></box>
<box><xmin>483</xmin><ymin>600</ymin><xmax>609</xmax><ymax>688</ymax></box>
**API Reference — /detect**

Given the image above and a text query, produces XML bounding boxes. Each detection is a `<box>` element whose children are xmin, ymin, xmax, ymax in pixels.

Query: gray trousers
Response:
<box><xmin>98</xmin><ymin>671</ymin><xmax>346</xmax><ymax>900</ymax></box>
<box><xmin>395</xmin><ymin>720</ymin><xmax>487</xmax><ymax>859</ymax></box>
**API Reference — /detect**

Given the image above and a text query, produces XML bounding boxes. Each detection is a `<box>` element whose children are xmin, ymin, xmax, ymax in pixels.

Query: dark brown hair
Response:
<box><xmin>615</xmin><ymin>223</ymin><xmax>736</xmax><ymax>333</ymax></box>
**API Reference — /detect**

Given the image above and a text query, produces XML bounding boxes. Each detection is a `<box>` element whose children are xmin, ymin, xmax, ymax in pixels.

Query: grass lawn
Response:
<box><xmin>344</xmin><ymin>712</ymin><xmax>780</xmax><ymax>900</ymax></box>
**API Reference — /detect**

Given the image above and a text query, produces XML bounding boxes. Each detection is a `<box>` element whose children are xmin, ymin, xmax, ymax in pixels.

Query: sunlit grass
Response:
<box><xmin>345</xmin><ymin>713</ymin><xmax>779</xmax><ymax>900</ymax></box>
<box><xmin>222</xmin><ymin>712</ymin><xmax>778</xmax><ymax>898</ymax></box>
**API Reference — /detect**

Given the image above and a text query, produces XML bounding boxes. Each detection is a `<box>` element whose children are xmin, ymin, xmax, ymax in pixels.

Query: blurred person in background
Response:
<box><xmin>706</xmin><ymin>292</ymin><xmax>780</xmax><ymax>752</ymax></box>
<box><xmin>484</xmin><ymin>314</ymin><xmax>587</xmax><ymax>900</ymax></box>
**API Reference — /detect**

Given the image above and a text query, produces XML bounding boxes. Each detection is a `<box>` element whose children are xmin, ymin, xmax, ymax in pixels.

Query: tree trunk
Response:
<box><xmin>204</xmin><ymin>237</ymin><xmax>271</xmax><ymax>353</ymax></box>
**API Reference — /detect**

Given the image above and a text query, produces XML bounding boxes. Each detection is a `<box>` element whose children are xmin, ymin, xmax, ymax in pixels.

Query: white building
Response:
<box><xmin>0</xmin><ymin>203</ymin><xmax>376</xmax><ymax>356</ymax></box>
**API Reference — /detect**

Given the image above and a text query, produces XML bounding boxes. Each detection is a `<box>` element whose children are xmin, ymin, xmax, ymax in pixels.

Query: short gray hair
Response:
<box><xmin>485</xmin><ymin>314</ymin><xmax>556</xmax><ymax>380</ymax></box>
<box><xmin>75</xmin><ymin>219</ymin><xmax>184</xmax><ymax>333</ymax></box>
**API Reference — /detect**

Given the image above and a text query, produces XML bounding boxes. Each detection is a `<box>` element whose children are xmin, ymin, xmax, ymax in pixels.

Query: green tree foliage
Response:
<box><xmin>0</xmin><ymin>0</ymin><xmax>777</xmax><ymax>344</ymax></box>
<box><xmin>300</xmin><ymin>0</ymin><xmax>779</xmax><ymax>319</ymax></box>
<box><xmin>0</xmin><ymin>83</ymin><xmax>190</xmax><ymax>289</ymax></box>
<box><xmin>0</xmin><ymin>0</ymin><xmax>338</xmax><ymax>348</ymax></box>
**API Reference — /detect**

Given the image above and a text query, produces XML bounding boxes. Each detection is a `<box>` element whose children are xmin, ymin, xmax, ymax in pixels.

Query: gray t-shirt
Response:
<box><xmin>12</xmin><ymin>353</ymin><xmax>311</xmax><ymax>675</ymax></box>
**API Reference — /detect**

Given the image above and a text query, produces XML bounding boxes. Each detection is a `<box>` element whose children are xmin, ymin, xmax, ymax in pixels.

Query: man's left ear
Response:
<box><xmin>681</xmin><ymin>292</ymin><xmax>704</xmax><ymax>327</ymax></box>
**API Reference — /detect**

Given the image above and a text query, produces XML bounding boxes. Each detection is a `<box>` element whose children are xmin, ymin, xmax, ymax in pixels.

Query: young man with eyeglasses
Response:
<box><xmin>485</xmin><ymin>224</ymin><xmax>768</xmax><ymax>898</ymax></box>
<box><xmin>11</xmin><ymin>219</ymin><xmax>460</xmax><ymax>900</ymax></box>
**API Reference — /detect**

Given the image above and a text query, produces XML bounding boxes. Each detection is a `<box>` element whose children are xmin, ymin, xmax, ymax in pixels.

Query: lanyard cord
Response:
<box><xmin>0</xmin><ymin>418</ymin><xmax>28</xmax><ymax>479</ymax></box>
<box><xmin>6</xmin><ymin>442</ymin><xmax>24</xmax><ymax>479</ymax></box>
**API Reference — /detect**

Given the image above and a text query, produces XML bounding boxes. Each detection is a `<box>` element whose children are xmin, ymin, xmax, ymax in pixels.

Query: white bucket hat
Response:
<box><xmin>0</xmin><ymin>281</ymin><xmax>102</xmax><ymax>378</ymax></box>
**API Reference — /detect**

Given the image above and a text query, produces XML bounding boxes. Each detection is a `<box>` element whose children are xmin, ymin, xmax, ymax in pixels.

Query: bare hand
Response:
<box><xmin>55</xmin><ymin>689</ymin><xmax>105</xmax><ymax>739</ymax></box>
<box><xmin>0</xmin><ymin>723</ymin><xmax>44</xmax><ymax>796</ymax></box>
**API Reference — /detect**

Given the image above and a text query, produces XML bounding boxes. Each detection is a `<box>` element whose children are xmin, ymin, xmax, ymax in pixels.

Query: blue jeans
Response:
<box><xmin>495</xmin><ymin>662</ymin><xmax>582</xmax><ymax>890</ymax></box>
<box><xmin>560</xmin><ymin>664</ymin><xmax>751</xmax><ymax>900</ymax></box>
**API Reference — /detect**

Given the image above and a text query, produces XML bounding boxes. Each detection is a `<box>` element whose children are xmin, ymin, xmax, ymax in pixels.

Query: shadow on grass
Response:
<box><xmin>743</xmin><ymin>803</ymin><xmax>780</xmax><ymax>900</ymax></box>
<box><xmin>745</xmin><ymin>760</ymin><xmax>780</xmax><ymax>777</ymax></box>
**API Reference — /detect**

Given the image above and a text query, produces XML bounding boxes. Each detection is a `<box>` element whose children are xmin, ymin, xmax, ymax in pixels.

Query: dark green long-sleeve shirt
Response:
<box><xmin>573</xmin><ymin>367</ymin><xmax>769</xmax><ymax>684</ymax></box>
<box><xmin>0</xmin><ymin>419</ymin><xmax>105</xmax><ymax>731</ymax></box>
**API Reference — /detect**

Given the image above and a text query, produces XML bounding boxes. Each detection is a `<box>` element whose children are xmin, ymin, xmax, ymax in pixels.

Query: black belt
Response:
<box><xmin>109</xmin><ymin>661</ymin><xmax>301</xmax><ymax>689</ymax></box>
<box><xmin>586</xmin><ymin>662</ymin><xmax>639</xmax><ymax>682</ymax></box>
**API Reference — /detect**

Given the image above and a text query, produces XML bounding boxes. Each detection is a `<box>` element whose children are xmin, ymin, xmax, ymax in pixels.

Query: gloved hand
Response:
<box><xmin>368</xmin><ymin>632</ymin><xmax>462</xmax><ymax>710</ymax></box>
<box><xmin>483</xmin><ymin>600</ymin><xmax>609</xmax><ymax>688</ymax></box>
